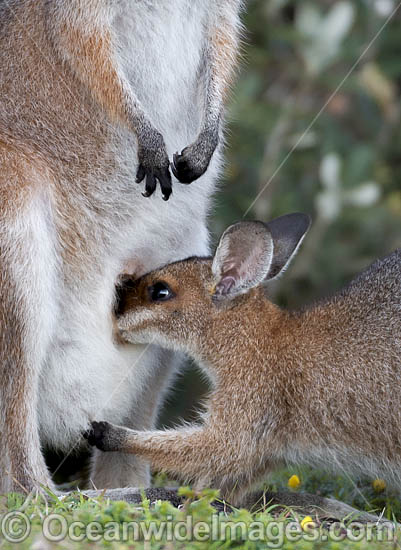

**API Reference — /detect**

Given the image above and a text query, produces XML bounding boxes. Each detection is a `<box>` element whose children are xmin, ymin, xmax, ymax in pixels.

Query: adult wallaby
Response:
<box><xmin>0</xmin><ymin>0</ymin><xmax>243</xmax><ymax>493</ymax></box>
<box><xmin>87</xmin><ymin>213</ymin><xmax>401</xmax><ymax>505</ymax></box>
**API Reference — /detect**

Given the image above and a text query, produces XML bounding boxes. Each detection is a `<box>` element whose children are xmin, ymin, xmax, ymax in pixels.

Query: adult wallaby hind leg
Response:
<box><xmin>0</xmin><ymin>157</ymin><xmax>57</xmax><ymax>492</ymax></box>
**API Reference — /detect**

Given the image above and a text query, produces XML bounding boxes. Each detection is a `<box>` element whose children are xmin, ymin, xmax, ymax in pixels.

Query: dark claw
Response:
<box><xmin>158</xmin><ymin>170</ymin><xmax>172</xmax><ymax>201</ymax></box>
<box><xmin>142</xmin><ymin>173</ymin><xmax>157</xmax><ymax>198</ymax></box>
<box><xmin>171</xmin><ymin>155</ymin><xmax>180</xmax><ymax>181</ymax></box>
<box><xmin>137</xmin><ymin>164</ymin><xmax>172</xmax><ymax>200</ymax></box>
<box><xmin>136</xmin><ymin>164</ymin><xmax>146</xmax><ymax>184</ymax></box>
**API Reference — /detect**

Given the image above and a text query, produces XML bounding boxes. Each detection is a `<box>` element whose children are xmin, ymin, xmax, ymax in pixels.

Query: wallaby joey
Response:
<box><xmin>86</xmin><ymin>213</ymin><xmax>401</xmax><ymax>504</ymax></box>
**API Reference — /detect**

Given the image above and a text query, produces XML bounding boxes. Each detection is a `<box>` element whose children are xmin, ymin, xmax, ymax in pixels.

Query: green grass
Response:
<box><xmin>0</xmin><ymin>468</ymin><xmax>399</xmax><ymax>549</ymax></box>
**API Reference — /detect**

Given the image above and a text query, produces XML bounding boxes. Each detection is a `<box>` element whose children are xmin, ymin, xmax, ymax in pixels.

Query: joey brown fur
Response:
<box><xmin>87</xmin><ymin>213</ymin><xmax>401</xmax><ymax>505</ymax></box>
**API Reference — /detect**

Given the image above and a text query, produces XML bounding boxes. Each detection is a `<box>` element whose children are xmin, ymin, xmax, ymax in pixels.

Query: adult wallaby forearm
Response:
<box><xmin>203</xmin><ymin>2</ymin><xmax>243</xmax><ymax>133</ymax></box>
<box><xmin>172</xmin><ymin>0</ymin><xmax>243</xmax><ymax>183</ymax></box>
<box><xmin>47</xmin><ymin>0</ymin><xmax>172</xmax><ymax>199</ymax></box>
<box><xmin>48</xmin><ymin>1</ymin><xmax>147</xmax><ymax>130</ymax></box>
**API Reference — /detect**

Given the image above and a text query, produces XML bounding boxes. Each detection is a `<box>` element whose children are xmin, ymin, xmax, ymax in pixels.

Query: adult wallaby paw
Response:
<box><xmin>172</xmin><ymin>131</ymin><xmax>218</xmax><ymax>184</ymax></box>
<box><xmin>84</xmin><ymin>421</ymin><xmax>123</xmax><ymax>452</ymax></box>
<box><xmin>136</xmin><ymin>131</ymin><xmax>172</xmax><ymax>201</ymax></box>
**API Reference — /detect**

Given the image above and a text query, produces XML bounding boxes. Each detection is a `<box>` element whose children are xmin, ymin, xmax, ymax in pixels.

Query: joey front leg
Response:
<box><xmin>49</xmin><ymin>2</ymin><xmax>172</xmax><ymax>200</ymax></box>
<box><xmin>85</xmin><ymin>421</ymin><xmax>229</xmax><ymax>489</ymax></box>
<box><xmin>172</xmin><ymin>4</ymin><xmax>242</xmax><ymax>184</ymax></box>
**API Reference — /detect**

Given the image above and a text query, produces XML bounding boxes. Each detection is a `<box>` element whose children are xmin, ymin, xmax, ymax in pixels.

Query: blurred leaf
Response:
<box><xmin>373</xmin><ymin>0</ymin><xmax>395</xmax><ymax>17</ymax></box>
<box><xmin>296</xmin><ymin>1</ymin><xmax>355</xmax><ymax>75</ymax></box>
<box><xmin>345</xmin><ymin>181</ymin><xmax>381</xmax><ymax>207</ymax></box>
<box><xmin>359</xmin><ymin>62</ymin><xmax>396</xmax><ymax>112</ymax></box>
<box><xmin>319</xmin><ymin>152</ymin><xmax>342</xmax><ymax>190</ymax></box>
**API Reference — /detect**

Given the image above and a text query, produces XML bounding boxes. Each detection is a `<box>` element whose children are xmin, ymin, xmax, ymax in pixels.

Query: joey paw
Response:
<box><xmin>83</xmin><ymin>421</ymin><xmax>116</xmax><ymax>452</ymax></box>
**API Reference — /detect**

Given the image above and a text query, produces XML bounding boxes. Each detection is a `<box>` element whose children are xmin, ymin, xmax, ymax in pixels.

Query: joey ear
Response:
<box><xmin>212</xmin><ymin>221</ymin><xmax>274</xmax><ymax>300</ymax></box>
<box><xmin>264</xmin><ymin>213</ymin><xmax>311</xmax><ymax>280</ymax></box>
<box><xmin>212</xmin><ymin>213</ymin><xmax>311</xmax><ymax>300</ymax></box>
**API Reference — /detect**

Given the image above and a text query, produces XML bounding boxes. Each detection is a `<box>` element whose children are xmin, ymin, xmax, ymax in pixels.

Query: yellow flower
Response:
<box><xmin>372</xmin><ymin>479</ymin><xmax>386</xmax><ymax>493</ymax></box>
<box><xmin>288</xmin><ymin>474</ymin><xmax>301</xmax><ymax>489</ymax></box>
<box><xmin>300</xmin><ymin>516</ymin><xmax>316</xmax><ymax>531</ymax></box>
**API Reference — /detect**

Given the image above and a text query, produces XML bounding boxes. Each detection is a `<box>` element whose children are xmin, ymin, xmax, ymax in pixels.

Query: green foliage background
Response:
<box><xmin>218</xmin><ymin>0</ymin><xmax>401</xmax><ymax>302</ymax></box>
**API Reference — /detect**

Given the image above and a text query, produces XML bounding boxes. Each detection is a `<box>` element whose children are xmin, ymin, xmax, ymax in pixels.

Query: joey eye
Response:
<box><xmin>148</xmin><ymin>282</ymin><xmax>174</xmax><ymax>303</ymax></box>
